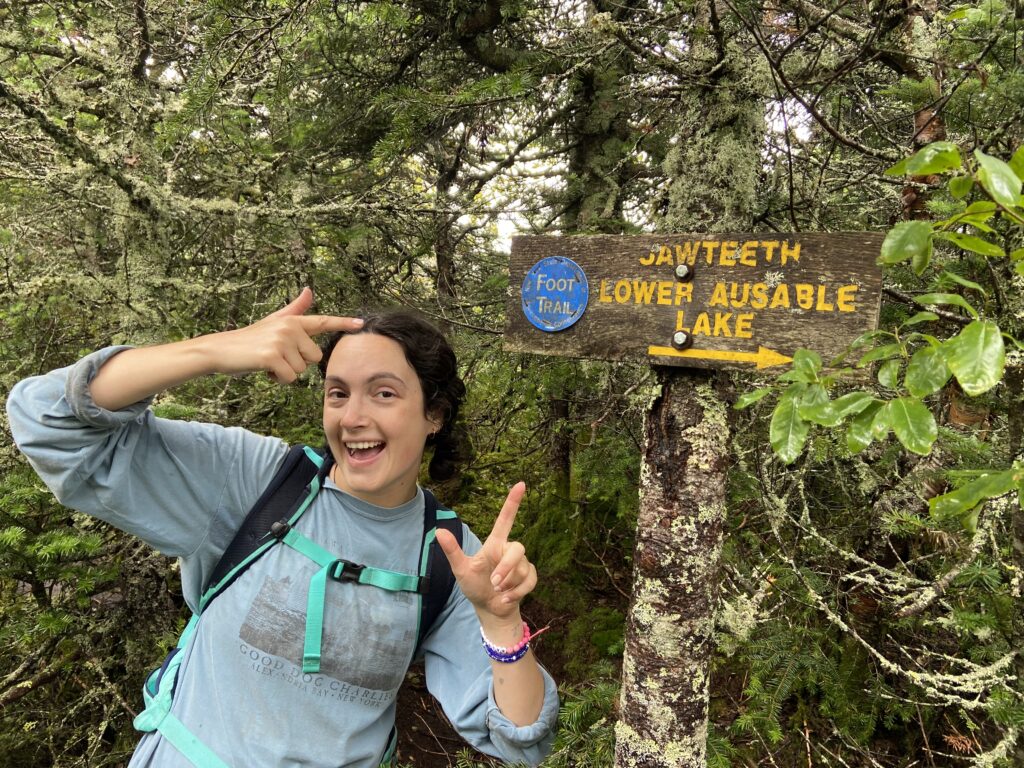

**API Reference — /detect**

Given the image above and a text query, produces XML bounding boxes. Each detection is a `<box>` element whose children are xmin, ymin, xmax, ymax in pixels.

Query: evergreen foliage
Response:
<box><xmin>1</xmin><ymin>0</ymin><xmax>1022</xmax><ymax>766</ymax></box>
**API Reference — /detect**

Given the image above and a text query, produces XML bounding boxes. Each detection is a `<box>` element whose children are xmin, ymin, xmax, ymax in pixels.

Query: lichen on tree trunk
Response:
<box><xmin>615</xmin><ymin>368</ymin><xmax>730</xmax><ymax>768</ymax></box>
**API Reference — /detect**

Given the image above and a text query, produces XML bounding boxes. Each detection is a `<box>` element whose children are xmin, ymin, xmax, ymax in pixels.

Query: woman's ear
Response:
<box><xmin>428</xmin><ymin>411</ymin><xmax>444</xmax><ymax>436</ymax></box>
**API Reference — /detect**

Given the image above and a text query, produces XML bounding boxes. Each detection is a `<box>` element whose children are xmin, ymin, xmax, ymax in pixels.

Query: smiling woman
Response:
<box><xmin>318</xmin><ymin>311</ymin><xmax>466</xmax><ymax>509</ymax></box>
<box><xmin>5</xmin><ymin>290</ymin><xmax>559</xmax><ymax>768</ymax></box>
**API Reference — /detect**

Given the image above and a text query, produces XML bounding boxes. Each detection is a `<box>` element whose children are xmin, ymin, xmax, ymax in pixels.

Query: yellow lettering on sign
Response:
<box><xmin>769</xmin><ymin>284</ymin><xmax>790</xmax><ymax>308</ymax></box>
<box><xmin>601</xmin><ymin>279</ymin><xmax>691</xmax><ymax>305</ymax></box>
<box><xmin>675</xmin><ymin>242</ymin><xmax>700</xmax><ymax>266</ymax></box>
<box><xmin>632</xmin><ymin>280</ymin><xmax>657</xmax><ymax>304</ymax></box>
<box><xmin>655</xmin><ymin>246</ymin><xmax>674</xmax><ymax>266</ymax></box>
<box><xmin>657</xmin><ymin>282</ymin><xmax>672</xmax><ymax>305</ymax></box>
<box><xmin>796</xmin><ymin>283</ymin><xmax>814</xmax><ymax>310</ymax></box>
<box><xmin>735</xmin><ymin>313</ymin><xmax>754</xmax><ymax>338</ymax></box>
<box><xmin>640</xmin><ymin>249</ymin><xmax>656</xmax><ymax>266</ymax></box>
<box><xmin>763</xmin><ymin>241</ymin><xmax>780</xmax><ymax>263</ymax></box>
<box><xmin>702</xmin><ymin>241</ymin><xmax>720</xmax><ymax>264</ymax></box>
<box><xmin>816</xmin><ymin>285</ymin><xmax>834</xmax><ymax>311</ymax></box>
<box><xmin>730</xmin><ymin>283</ymin><xmax>749</xmax><ymax>308</ymax></box>
<box><xmin>720</xmin><ymin>241</ymin><xmax>738</xmax><ymax>266</ymax></box>
<box><xmin>781</xmin><ymin>240</ymin><xmax>800</xmax><ymax>264</ymax></box>
<box><xmin>750</xmin><ymin>283</ymin><xmax>768</xmax><ymax>309</ymax></box>
<box><xmin>709</xmin><ymin>282</ymin><xmax>729</xmax><ymax>308</ymax></box>
<box><xmin>686</xmin><ymin>311</ymin><xmax>755</xmax><ymax>338</ymax></box>
<box><xmin>837</xmin><ymin>284</ymin><xmax>858</xmax><ymax>312</ymax></box>
<box><xmin>739</xmin><ymin>241</ymin><xmax>758</xmax><ymax>267</ymax></box>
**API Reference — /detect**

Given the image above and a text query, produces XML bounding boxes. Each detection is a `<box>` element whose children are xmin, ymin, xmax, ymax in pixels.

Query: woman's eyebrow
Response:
<box><xmin>324</xmin><ymin>372</ymin><xmax>406</xmax><ymax>386</ymax></box>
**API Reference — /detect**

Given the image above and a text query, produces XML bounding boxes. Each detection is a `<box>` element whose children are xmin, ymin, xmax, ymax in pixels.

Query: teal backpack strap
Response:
<box><xmin>280</xmin><ymin>522</ymin><xmax>426</xmax><ymax>674</ymax></box>
<box><xmin>133</xmin><ymin>616</ymin><xmax>232</xmax><ymax>768</ymax></box>
<box><xmin>201</xmin><ymin>445</ymin><xmax>326</xmax><ymax>609</ymax></box>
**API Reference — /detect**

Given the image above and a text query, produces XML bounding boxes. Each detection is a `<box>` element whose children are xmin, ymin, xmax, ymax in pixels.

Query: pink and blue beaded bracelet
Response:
<box><xmin>480</xmin><ymin>621</ymin><xmax>549</xmax><ymax>663</ymax></box>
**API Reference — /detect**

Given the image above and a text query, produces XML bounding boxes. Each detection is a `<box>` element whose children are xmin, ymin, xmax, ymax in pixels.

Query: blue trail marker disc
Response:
<box><xmin>521</xmin><ymin>256</ymin><xmax>589</xmax><ymax>332</ymax></box>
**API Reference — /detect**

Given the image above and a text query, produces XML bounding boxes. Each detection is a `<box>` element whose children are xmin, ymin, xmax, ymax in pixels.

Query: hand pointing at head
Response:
<box><xmin>88</xmin><ymin>287</ymin><xmax>363</xmax><ymax>411</ymax></box>
<box><xmin>435</xmin><ymin>482</ymin><xmax>537</xmax><ymax>619</ymax></box>
<box><xmin>215</xmin><ymin>287</ymin><xmax>364</xmax><ymax>383</ymax></box>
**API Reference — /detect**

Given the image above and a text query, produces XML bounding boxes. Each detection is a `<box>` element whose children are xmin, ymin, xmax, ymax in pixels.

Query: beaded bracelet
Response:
<box><xmin>480</xmin><ymin>622</ymin><xmax>549</xmax><ymax>663</ymax></box>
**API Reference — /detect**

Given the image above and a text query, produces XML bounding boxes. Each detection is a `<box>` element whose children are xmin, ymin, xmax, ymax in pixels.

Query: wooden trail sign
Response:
<box><xmin>504</xmin><ymin>232</ymin><xmax>884</xmax><ymax>768</ymax></box>
<box><xmin>505</xmin><ymin>233</ymin><xmax>884</xmax><ymax>369</ymax></box>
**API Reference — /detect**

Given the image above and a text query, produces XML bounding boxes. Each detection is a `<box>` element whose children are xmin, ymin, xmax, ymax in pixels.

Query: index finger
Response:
<box><xmin>488</xmin><ymin>481</ymin><xmax>526</xmax><ymax>543</ymax></box>
<box><xmin>299</xmin><ymin>315</ymin><xmax>366</xmax><ymax>335</ymax></box>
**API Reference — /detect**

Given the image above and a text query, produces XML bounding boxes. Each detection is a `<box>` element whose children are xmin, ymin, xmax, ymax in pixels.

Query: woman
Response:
<box><xmin>6</xmin><ymin>288</ymin><xmax>558</xmax><ymax>767</ymax></box>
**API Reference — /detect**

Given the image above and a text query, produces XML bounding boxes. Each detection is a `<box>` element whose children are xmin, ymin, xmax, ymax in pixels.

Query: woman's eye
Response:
<box><xmin>327</xmin><ymin>389</ymin><xmax>348</xmax><ymax>400</ymax></box>
<box><xmin>375</xmin><ymin>390</ymin><xmax>397</xmax><ymax>399</ymax></box>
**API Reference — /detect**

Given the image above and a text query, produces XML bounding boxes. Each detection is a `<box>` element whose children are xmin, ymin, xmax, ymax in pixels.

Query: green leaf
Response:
<box><xmin>1010</xmin><ymin>146</ymin><xmax>1024</xmax><ymax>182</ymax></box>
<box><xmin>780</xmin><ymin>349</ymin><xmax>822</xmax><ymax>383</ymax></box>
<box><xmin>905</xmin><ymin>346</ymin><xmax>952</xmax><ymax>397</ymax></box>
<box><xmin>880</xmin><ymin>221</ymin><xmax>933</xmax><ymax>267</ymax></box>
<box><xmin>901</xmin><ymin>311</ymin><xmax>939</xmax><ymax>327</ymax></box>
<box><xmin>889</xmin><ymin>396</ymin><xmax>937</xmax><ymax>455</ymax></box>
<box><xmin>939</xmin><ymin>271</ymin><xmax>987</xmax><ymax>295</ymax></box>
<box><xmin>906</xmin><ymin>142</ymin><xmax>962</xmax><ymax>175</ymax></box>
<box><xmin>1011</xmin><ymin>247</ymin><xmax>1024</xmax><ymax>262</ymax></box>
<box><xmin>915</xmin><ymin>292</ymin><xmax>979</xmax><ymax>319</ymax></box>
<box><xmin>793</xmin><ymin>349</ymin><xmax>822</xmax><ymax>378</ymax></box>
<box><xmin>858</xmin><ymin>343</ymin><xmax>903</xmax><ymax>366</ymax></box>
<box><xmin>871</xmin><ymin>401</ymin><xmax>893</xmax><ymax>440</ymax></box>
<box><xmin>847</xmin><ymin>401</ymin><xmax>883</xmax><ymax>453</ymax></box>
<box><xmin>798</xmin><ymin>384</ymin><xmax>839</xmax><ymax>426</ymax></box>
<box><xmin>884</xmin><ymin>157</ymin><xmax>909</xmax><ymax>176</ymax></box>
<box><xmin>930</xmin><ymin>469</ymin><xmax>1018</xmax><ymax>518</ymax></box>
<box><xmin>935</xmin><ymin>231</ymin><xmax>1005</xmax><ymax>257</ymax></box>
<box><xmin>974</xmin><ymin>149</ymin><xmax>1023</xmax><ymax>208</ymax></box>
<box><xmin>770</xmin><ymin>393</ymin><xmax>810</xmax><ymax>464</ymax></box>
<box><xmin>965</xmin><ymin>201</ymin><xmax>998</xmax><ymax>214</ymax></box>
<box><xmin>943</xmin><ymin>320</ymin><xmax>1006</xmax><ymax>396</ymax></box>
<box><xmin>735</xmin><ymin>387</ymin><xmax>773</xmax><ymax>409</ymax></box>
<box><xmin>832</xmin><ymin>391</ymin><xmax>876</xmax><ymax>419</ymax></box>
<box><xmin>948</xmin><ymin>175</ymin><xmax>973</xmax><ymax>199</ymax></box>
<box><xmin>878</xmin><ymin>359</ymin><xmax>901</xmax><ymax>389</ymax></box>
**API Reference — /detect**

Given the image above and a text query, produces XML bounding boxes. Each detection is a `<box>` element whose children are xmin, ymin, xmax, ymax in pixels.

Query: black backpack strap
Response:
<box><xmin>205</xmin><ymin>445</ymin><xmax>328</xmax><ymax>599</ymax></box>
<box><xmin>416</xmin><ymin>489</ymin><xmax>462</xmax><ymax>652</ymax></box>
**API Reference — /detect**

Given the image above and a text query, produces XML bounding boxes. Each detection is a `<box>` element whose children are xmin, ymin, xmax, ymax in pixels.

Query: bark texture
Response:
<box><xmin>614</xmin><ymin>369</ymin><xmax>730</xmax><ymax>767</ymax></box>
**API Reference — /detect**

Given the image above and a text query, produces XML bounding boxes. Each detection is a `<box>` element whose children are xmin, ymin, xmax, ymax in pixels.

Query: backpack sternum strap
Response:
<box><xmin>290</xmin><ymin>529</ymin><xmax>428</xmax><ymax>675</ymax></box>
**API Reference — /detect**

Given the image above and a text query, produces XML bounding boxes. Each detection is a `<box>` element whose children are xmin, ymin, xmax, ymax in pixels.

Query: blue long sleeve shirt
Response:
<box><xmin>6</xmin><ymin>347</ymin><xmax>558</xmax><ymax>767</ymax></box>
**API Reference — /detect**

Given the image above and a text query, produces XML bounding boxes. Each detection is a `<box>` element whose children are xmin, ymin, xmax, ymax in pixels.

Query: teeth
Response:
<box><xmin>346</xmin><ymin>441</ymin><xmax>383</xmax><ymax>450</ymax></box>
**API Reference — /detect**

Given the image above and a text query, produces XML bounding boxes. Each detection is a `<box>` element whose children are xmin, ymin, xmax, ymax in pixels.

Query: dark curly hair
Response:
<box><xmin>318</xmin><ymin>310</ymin><xmax>467</xmax><ymax>482</ymax></box>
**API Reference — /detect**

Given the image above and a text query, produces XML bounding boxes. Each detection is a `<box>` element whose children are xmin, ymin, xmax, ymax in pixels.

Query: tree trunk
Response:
<box><xmin>615</xmin><ymin>368</ymin><xmax>729</xmax><ymax>767</ymax></box>
<box><xmin>616</xmin><ymin>9</ymin><xmax>763</xmax><ymax>763</ymax></box>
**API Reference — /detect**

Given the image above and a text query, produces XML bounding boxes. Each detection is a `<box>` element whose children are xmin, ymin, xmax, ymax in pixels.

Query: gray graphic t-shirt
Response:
<box><xmin>6</xmin><ymin>347</ymin><xmax>559</xmax><ymax>767</ymax></box>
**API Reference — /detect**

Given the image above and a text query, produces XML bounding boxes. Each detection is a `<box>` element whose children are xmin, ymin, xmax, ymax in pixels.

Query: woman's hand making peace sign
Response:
<box><xmin>434</xmin><ymin>482</ymin><xmax>537</xmax><ymax>620</ymax></box>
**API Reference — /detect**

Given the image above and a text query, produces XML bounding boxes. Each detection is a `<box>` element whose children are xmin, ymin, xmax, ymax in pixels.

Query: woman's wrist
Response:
<box><xmin>475</xmin><ymin>609</ymin><xmax>524</xmax><ymax>646</ymax></box>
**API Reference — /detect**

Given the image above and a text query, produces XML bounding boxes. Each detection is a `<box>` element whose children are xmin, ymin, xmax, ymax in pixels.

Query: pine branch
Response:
<box><xmin>0</xmin><ymin>76</ymin><xmax>161</xmax><ymax>216</ymax></box>
<box><xmin>0</xmin><ymin>646</ymin><xmax>81</xmax><ymax>708</ymax></box>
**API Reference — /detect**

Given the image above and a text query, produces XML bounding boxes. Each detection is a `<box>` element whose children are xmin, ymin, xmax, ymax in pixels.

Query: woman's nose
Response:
<box><xmin>339</xmin><ymin>394</ymin><xmax>369</xmax><ymax>429</ymax></box>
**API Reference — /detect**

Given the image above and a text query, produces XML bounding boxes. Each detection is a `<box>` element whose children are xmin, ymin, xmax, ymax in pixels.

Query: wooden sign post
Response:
<box><xmin>505</xmin><ymin>233</ymin><xmax>883</xmax><ymax>768</ymax></box>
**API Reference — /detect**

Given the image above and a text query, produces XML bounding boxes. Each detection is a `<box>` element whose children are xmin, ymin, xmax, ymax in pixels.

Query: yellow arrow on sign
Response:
<box><xmin>647</xmin><ymin>345</ymin><xmax>794</xmax><ymax>369</ymax></box>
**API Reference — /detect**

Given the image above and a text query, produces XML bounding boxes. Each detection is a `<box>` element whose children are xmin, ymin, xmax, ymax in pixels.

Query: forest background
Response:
<box><xmin>0</xmin><ymin>0</ymin><xmax>1022</xmax><ymax>766</ymax></box>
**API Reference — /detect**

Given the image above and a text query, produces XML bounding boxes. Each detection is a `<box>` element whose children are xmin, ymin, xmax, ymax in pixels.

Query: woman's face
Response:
<box><xmin>322</xmin><ymin>333</ymin><xmax>439</xmax><ymax>508</ymax></box>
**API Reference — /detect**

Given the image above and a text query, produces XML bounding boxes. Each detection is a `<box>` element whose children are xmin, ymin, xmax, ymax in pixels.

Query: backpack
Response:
<box><xmin>132</xmin><ymin>445</ymin><xmax>463</xmax><ymax>768</ymax></box>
